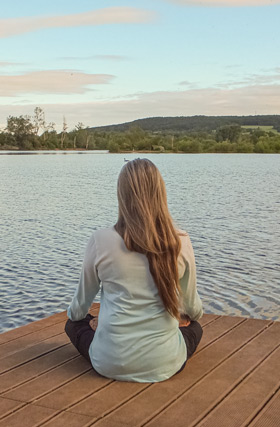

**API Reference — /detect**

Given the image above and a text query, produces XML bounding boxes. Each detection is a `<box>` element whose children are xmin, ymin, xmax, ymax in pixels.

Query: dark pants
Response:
<box><xmin>65</xmin><ymin>314</ymin><xmax>95</xmax><ymax>363</ymax></box>
<box><xmin>65</xmin><ymin>314</ymin><xmax>203</xmax><ymax>372</ymax></box>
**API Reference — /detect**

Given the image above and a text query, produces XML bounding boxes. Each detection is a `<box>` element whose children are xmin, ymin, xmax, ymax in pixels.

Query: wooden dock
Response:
<box><xmin>0</xmin><ymin>303</ymin><xmax>279</xmax><ymax>427</ymax></box>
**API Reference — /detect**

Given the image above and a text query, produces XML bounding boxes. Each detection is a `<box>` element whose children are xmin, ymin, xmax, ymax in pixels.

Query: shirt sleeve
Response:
<box><xmin>67</xmin><ymin>233</ymin><xmax>101</xmax><ymax>321</ymax></box>
<box><xmin>178</xmin><ymin>234</ymin><xmax>203</xmax><ymax>321</ymax></box>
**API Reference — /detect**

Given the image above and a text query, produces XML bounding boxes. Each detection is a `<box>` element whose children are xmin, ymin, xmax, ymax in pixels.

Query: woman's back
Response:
<box><xmin>86</xmin><ymin>227</ymin><xmax>187</xmax><ymax>382</ymax></box>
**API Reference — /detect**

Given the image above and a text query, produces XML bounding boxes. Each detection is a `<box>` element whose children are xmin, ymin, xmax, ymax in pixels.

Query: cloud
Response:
<box><xmin>178</xmin><ymin>80</ymin><xmax>198</xmax><ymax>88</ymax></box>
<box><xmin>0</xmin><ymin>61</ymin><xmax>25</xmax><ymax>67</ymax></box>
<box><xmin>1</xmin><ymin>83</ymin><xmax>279</xmax><ymax>130</ymax></box>
<box><xmin>0</xmin><ymin>7</ymin><xmax>156</xmax><ymax>39</ymax></box>
<box><xmin>219</xmin><ymin>70</ymin><xmax>280</xmax><ymax>87</ymax></box>
<box><xmin>166</xmin><ymin>0</ymin><xmax>280</xmax><ymax>7</ymax></box>
<box><xmin>0</xmin><ymin>70</ymin><xmax>114</xmax><ymax>96</ymax></box>
<box><xmin>60</xmin><ymin>55</ymin><xmax>129</xmax><ymax>62</ymax></box>
<box><xmin>91</xmin><ymin>55</ymin><xmax>129</xmax><ymax>62</ymax></box>
<box><xmin>179</xmin><ymin>80</ymin><xmax>193</xmax><ymax>86</ymax></box>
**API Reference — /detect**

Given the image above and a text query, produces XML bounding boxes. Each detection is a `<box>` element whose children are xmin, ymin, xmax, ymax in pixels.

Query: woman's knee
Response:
<box><xmin>192</xmin><ymin>321</ymin><xmax>203</xmax><ymax>345</ymax></box>
<box><xmin>65</xmin><ymin>318</ymin><xmax>75</xmax><ymax>342</ymax></box>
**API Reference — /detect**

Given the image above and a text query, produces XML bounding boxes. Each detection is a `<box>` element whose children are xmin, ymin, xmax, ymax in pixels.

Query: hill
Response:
<box><xmin>90</xmin><ymin>115</ymin><xmax>280</xmax><ymax>133</ymax></box>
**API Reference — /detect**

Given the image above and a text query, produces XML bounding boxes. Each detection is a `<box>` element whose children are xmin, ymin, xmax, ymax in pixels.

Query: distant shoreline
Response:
<box><xmin>0</xmin><ymin>149</ymin><xmax>278</xmax><ymax>155</ymax></box>
<box><xmin>0</xmin><ymin>150</ymin><xmax>109</xmax><ymax>155</ymax></box>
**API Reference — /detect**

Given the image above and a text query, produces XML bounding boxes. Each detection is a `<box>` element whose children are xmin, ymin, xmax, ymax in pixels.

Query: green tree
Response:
<box><xmin>0</xmin><ymin>131</ymin><xmax>7</xmax><ymax>147</ymax></box>
<box><xmin>6</xmin><ymin>115</ymin><xmax>35</xmax><ymax>149</ymax></box>
<box><xmin>216</xmin><ymin>125</ymin><xmax>242</xmax><ymax>143</ymax></box>
<box><xmin>108</xmin><ymin>140</ymin><xmax>119</xmax><ymax>153</ymax></box>
<box><xmin>178</xmin><ymin>139</ymin><xmax>202</xmax><ymax>153</ymax></box>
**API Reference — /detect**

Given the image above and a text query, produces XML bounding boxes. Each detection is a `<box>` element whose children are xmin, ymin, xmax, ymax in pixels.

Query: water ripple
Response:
<box><xmin>0</xmin><ymin>153</ymin><xmax>279</xmax><ymax>332</ymax></box>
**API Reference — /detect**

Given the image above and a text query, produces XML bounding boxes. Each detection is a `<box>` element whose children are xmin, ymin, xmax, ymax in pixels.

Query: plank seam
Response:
<box><xmin>34</xmin><ymin>378</ymin><xmax>115</xmax><ymax>411</ymax></box>
<box><xmin>0</xmin><ymin>319</ymin><xmax>67</xmax><ymax>346</ymax></box>
<box><xmin>0</xmin><ymin>353</ymin><xmax>81</xmax><ymax>395</ymax></box>
<box><xmin>37</xmin><ymin>409</ymin><xmax>93</xmax><ymax>427</ymax></box>
<box><xmin>0</xmin><ymin>400</ymin><xmax>28</xmax><ymax>421</ymax></box>
<box><xmin>89</xmin><ymin>384</ymin><xmax>154</xmax><ymax>426</ymax></box>
<box><xmin>0</xmin><ymin>330</ymin><xmax>68</xmax><ymax>361</ymax></box>
<box><xmin>0</xmin><ymin>341</ymin><xmax>71</xmax><ymax>375</ymax></box>
<box><xmin>22</xmin><ymin>366</ymin><xmax>93</xmax><ymax>404</ymax></box>
<box><xmin>195</xmin><ymin>320</ymin><xmax>273</xmax><ymax>358</ymax></box>
<box><xmin>246</xmin><ymin>388</ymin><xmax>280</xmax><ymax>427</ymax></box>
<box><xmin>195</xmin><ymin>318</ymin><xmax>247</xmax><ymax>355</ymax></box>
<box><xmin>200</xmin><ymin>316</ymin><xmax>221</xmax><ymax>328</ymax></box>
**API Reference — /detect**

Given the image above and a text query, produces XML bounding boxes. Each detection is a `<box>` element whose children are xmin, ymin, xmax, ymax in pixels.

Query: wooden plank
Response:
<box><xmin>33</xmin><ymin>370</ymin><xmax>113</xmax><ymax>410</ymax></box>
<box><xmin>0</xmin><ymin>321</ymin><xmax>66</xmax><ymax>359</ymax></box>
<box><xmin>0</xmin><ymin>344</ymin><xmax>79</xmax><ymax>394</ymax></box>
<box><xmin>0</xmin><ymin>333</ymin><xmax>68</xmax><ymax>375</ymax></box>
<box><xmin>0</xmin><ymin>311</ymin><xmax>67</xmax><ymax>345</ymax></box>
<box><xmin>143</xmin><ymin>322</ymin><xmax>280</xmax><ymax>427</ymax></box>
<box><xmin>2</xmin><ymin>356</ymin><xmax>91</xmax><ymax>403</ymax></box>
<box><xmin>249</xmin><ymin>389</ymin><xmax>280</xmax><ymax>427</ymax></box>
<box><xmin>67</xmin><ymin>382</ymin><xmax>151</xmax><ymax>420</ymax></box>
<box><xmin>196</xmin><ymin>316</ymin><xmax>245</xmax><ymax>352</ymax></box>
<box><xmin>198</xmin><ymin>314</ymin><xmax>220</xmax><ymax>328</ymax></box>
<box><xmin>87</xmin><ymin>319</ymin><xmax>270</xmax><ymax>427</ymax></box>
<box><xmin>0</xmin><ymin>397</ymin><xmax>25</xmax><ymax>421</ymax></box>
<box><xmin>0</xmin><ymin>404</ymin><xmax>58</xmax><ymax>427</ymax></box>
<box><xmin>42</xmin><ymin>410</ymin><xmax>93</xmax><ymax>427</ymax></box>
<box><xmin>197</xmin><ymin>346</ymin><xmax>280</xmax><ymax>427</ymax></box>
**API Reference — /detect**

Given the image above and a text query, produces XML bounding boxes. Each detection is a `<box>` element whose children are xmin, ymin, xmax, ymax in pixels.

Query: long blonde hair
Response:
<box><xmin>115</xmin><ymin>158</ymin><xmax>182</xmax><ymax>320</ymax></box>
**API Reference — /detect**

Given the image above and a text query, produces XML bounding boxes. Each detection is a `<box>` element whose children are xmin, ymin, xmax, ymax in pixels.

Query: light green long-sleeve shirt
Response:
<box><xmin>67</xmin><ymin>226</ymin><xmax>203</xmax><ymax>383</ymax></box>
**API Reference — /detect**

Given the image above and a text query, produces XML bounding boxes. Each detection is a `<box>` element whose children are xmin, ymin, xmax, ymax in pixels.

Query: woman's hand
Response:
<box><xmin>179</xmin><ymin>314</ymin><xmax>191</xmax><ymax>328</ymax></box>
<box><xmin>89</xmin><ymin>317</ymin><xmax>98</xmax><ymax>331</ymax></box>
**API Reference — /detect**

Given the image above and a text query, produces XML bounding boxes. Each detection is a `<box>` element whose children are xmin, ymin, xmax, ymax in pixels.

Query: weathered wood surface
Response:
<box><xmin>0</xmin><ymin>304</ymin><xmax>279</xmax><ymax>427</ymax></box>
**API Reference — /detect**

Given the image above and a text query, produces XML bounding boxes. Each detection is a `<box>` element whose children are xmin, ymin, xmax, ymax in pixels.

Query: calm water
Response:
<box><xmin>0</xmin><ymin>153</ymin><xmax>279</xmax><ymax>333</ymax></box>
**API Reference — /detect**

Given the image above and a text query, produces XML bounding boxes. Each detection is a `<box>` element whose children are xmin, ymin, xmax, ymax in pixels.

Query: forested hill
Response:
<box><xmin>90</xmin><ymin>115</ymin><xmax>280</xmax><ymax>133</ymax></box>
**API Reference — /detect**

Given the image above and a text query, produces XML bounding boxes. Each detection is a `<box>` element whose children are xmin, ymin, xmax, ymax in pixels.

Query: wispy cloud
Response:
<box><xmin>60</xmin><ymin>55</ymin><xmax>129</xmax><ymax>62</ymax></box>
<box><xmin>0</xmin><ymin>70</ymin><xmax>114</xmax><ymax>96</ymax></box>
<box><xmin>0</xmin><ymin>7</ymin><xmax>156</xmax><ymax>39</ymax></box>
<box><xmin>0</xmin><ymin>61</ymin><xmax>25</xmax><ymax>67</ymax></box>
<box><xmin>178</xmin><ymin>80</ymin><xmax>198</xmax><ymax>88</ymax></box>
<box><xmin>91</xmin><ymin>55</ymin><xmax>129</xmax><ymax>62</ymax></box>
<box><xmin>219</xmin><ymin>70</ymin><xmax>280</xmax><ymax>88</ymax></box>
<box><xmin>166</xmin><ymin>0</ymin><xmax>280</xmax><ymax>7</ymax></box>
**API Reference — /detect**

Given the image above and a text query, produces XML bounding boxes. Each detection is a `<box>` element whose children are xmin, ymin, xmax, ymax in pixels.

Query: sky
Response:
<box><xmin>1</xmin><ymin>0</ymin><xmax>280</xmax><ymax>131</ymax></box>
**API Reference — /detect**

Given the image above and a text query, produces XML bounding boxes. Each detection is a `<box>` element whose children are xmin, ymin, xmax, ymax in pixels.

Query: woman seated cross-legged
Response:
<box><xmin>65</xmin><ymin>158</ymin><xmax>203</xmax><ymax>383</ymax></box>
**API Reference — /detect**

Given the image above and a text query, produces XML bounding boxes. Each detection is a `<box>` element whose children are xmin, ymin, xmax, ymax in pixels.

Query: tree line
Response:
<box><xmin>0</xmin><ymin>107</ymin><xmax>279</xmax><ymax>153</ymax></box>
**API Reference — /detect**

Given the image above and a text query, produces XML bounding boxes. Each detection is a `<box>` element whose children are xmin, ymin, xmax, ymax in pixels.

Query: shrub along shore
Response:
<box><xmin>1</xmin><ymin>108</ymin><xmax>280</xmax><ymax>154</ymax></box>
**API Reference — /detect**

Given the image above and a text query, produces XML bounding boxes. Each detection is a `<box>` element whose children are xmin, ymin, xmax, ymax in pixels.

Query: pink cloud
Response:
<box><xmin>0</xmin><ymin>70</ymin><xmax>114</xmax><ymax>96</ymax></box>
<box><xmin>0</xmin><ymin>7</ymin><xmax>156</xmax><ymax>39</ymax></box>
<box><xmin>166</xmin><ymin>0</ymin><xmax>280</xmax><ymax>6</ymax></box>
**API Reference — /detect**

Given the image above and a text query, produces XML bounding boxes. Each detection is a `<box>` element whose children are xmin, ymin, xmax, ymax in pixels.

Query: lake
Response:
<box><xmin>0</xmin><ymin>153</ymin><xmax>279</xmax><ymax>332</ymax></box>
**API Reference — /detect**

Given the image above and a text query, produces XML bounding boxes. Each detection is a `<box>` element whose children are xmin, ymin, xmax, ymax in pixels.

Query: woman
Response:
<box><xmin>65</xmin><ymin>158</ymin><xmax>203</xmax><ymax>382</ymax></box>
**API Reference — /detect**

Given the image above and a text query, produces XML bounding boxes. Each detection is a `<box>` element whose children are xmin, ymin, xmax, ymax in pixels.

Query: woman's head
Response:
<box><xmin>117</xmin><ymin>159</ymin><xmax>168</xmax><ymax>250</ymax></box>
<box><xmin>116</xmin><ymin>159</ymin><xmax>182</xmax><ymax>320</ymax></box>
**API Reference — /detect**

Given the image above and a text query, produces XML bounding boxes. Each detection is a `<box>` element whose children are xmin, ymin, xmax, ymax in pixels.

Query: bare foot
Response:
<box><xmin>89</xmin><ymin>317</ymin><xmax>98</xmax><ymax>331</ymax></box>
